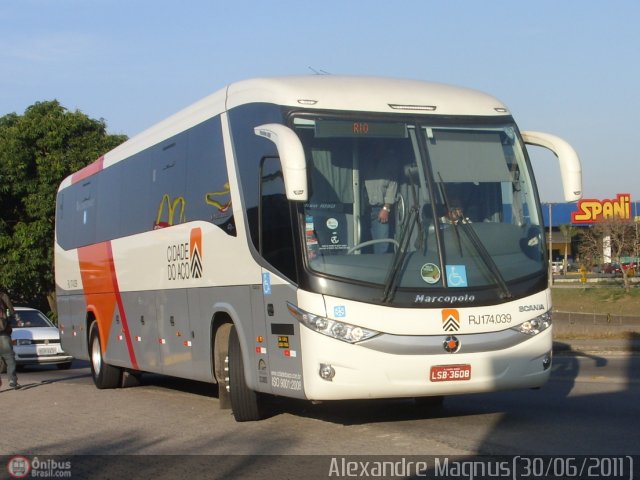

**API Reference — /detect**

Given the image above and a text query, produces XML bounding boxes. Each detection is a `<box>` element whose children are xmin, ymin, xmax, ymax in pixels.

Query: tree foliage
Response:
<box><xmin>0</xmin><ymin>101</ymin><xmax>127</xmax><ymax>313</ymax></box>
<box><xmin>578</xmin><ymin>217</ymin><xmax>637</xmax><ymax>292</ymax></box>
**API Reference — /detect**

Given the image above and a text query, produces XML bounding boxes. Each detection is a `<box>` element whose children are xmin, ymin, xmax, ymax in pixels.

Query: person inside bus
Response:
<box><xmin>363</xmin><ymin>144</ymin><xmax>398</xmax><ymax>253</ymax></box>
<box><xmin>439</xmin><ymin>196</ymin><xmax>469</xmax><ymax>225</ymax></box>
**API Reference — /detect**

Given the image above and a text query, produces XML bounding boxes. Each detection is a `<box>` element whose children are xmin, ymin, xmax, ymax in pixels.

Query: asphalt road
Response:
<box><xmin>1</xmin><ymin>353</ymin><xmax>638</xmax><ymax>478</ymax></box>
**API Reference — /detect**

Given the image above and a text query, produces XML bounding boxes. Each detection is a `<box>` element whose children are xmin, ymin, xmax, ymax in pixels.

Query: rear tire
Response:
<box><xmin>89</xmin><ymin>322</ymin><xmax>122</xmax><ymax>389</ymax></box>
<box><xmin>227</xmin><ymin>325</ymin><xmax>264</xmax><ymax>422</ymax></box>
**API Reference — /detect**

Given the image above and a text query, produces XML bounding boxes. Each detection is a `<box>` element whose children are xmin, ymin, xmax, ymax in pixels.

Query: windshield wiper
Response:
<box><xmin>437</xmin><ymin>173</ymin><xmax>511</xmax><ymax>300</ymax></box>
<box><xmin>457</xmin><ymin>220</ymin><xmax>512</xmax><ymax>300</ymax></box>
<box><xmin>381</xmin><ymin>205</ymin><xmax>419</xmax><ymax>303</ymax></box>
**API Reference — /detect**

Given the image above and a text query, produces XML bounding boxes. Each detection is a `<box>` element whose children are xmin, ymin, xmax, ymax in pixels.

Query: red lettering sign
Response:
<box><xmin>571</xmin><ymin>193</ymin><xmax>631</xmax><ymax>224</ymax></box>
<box><xmin>352</xmin><ymin>122</ymin><xmax>369</xmax><ymax>134</ymax></box>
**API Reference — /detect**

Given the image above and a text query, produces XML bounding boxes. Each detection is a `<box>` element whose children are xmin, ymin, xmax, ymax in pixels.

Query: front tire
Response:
<box><xmin>214</xmin><ymin>323</ymin><xmax>232</xmax><ymax>409</ymax></box>
<box><xmin>89</xmin><ymin>322</ymin><xmax>122</xmax><ymax>389</ymax></box>
<box><xmin>227</xmin><ymin>325</ymin><xmax>265</xmax><ymax>422</ymax></box>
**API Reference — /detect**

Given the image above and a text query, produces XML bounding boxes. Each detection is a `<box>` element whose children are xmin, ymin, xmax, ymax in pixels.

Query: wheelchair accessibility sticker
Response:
<box><xmin>262</xmin><ymin>272</ymin><xmax>272</xmax><ymax>295</ymax></box>
<box><xmin>334</xmin><ymin>306</ymin><xmax>346</xmax><ymax>318</ymax></box>
<box><xmin>446</xmin><ymin>265</ymin><xmax>468</xmax><ymax>287</ymax></box>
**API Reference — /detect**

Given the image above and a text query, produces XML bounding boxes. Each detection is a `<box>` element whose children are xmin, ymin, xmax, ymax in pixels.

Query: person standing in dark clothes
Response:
<box><xmin>0</xmin><ymin>291</ymin><xmax>21</xmax><ymax>389</ymax></box>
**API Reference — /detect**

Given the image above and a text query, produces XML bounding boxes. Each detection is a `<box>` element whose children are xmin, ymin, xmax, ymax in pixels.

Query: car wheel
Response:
<box><xmin>227</xmin><ymin>324</ymin><xmax>265</xmax><ymax>422</ymax></box>
<box><xmin>56</xmin><ymin>361</ymin><xmax>73</xmax><ymax>370</ymax></box>
<box><xmin>89</xmin><ymin>322</ymin><xmax>121</xmax><ymax>389</ymax></box>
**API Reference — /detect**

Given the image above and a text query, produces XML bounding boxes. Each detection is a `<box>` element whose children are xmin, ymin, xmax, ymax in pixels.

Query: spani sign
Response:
<box><xmin>571</xmin><ymin>193</ymin><xmax>632</xmax><ymax>224</ymax></box>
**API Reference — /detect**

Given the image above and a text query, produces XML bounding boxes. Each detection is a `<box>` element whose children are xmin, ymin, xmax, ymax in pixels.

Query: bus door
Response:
<box><xmin>257</xmin><ymin>157</ymin><xmax>305</xmax><ymax>399</ymax></box>
<box><xmin>256</xmin><ymin>268</ymin><xmax>304</xmax><ymax>399</ymax></box>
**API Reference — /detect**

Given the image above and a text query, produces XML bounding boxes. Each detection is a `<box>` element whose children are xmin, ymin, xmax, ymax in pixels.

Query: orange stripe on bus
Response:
<box><xmin>78</xmin><ymin>241</ymin><xmax>139</xmax><ymax>370</ymax></box>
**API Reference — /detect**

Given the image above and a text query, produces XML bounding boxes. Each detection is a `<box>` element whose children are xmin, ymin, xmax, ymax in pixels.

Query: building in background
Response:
<box><xmin>542</xmin><ymin>194</ymin><xmax>640</xmax><ymax>267</ymax></box>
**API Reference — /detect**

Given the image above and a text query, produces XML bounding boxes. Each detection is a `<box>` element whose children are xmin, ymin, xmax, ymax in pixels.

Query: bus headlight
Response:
<box><xmin>287</xmin><ymin>302</ymin><xmax>379</xmax><ymax>343</ymax></box>
<box><xmin>512</xmin><ymin>311</ymin><xmax>552</xmax><ymax>336</ymax></box>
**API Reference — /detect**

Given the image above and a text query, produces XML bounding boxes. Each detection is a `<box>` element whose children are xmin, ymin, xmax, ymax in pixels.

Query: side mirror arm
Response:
<box><xmin>522</xmin><ymin>131</ymin><xmax>582</xmax><ymax>202</ymax></box>
<box><xmin>254</xmin><ymin>124</ymin><xmax>308</xmax><ymax>201</ymax></box>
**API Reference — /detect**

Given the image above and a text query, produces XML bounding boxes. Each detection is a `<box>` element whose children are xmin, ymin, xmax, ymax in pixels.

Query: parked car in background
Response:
<box><xmin>565</xmin><ymin>262</ymin><xmax>579</xmax><ymax>272</ymax></box>
<box><xmin>551</xmin><ymin>261</ymin><xmax>563</xmax><ymax>274</ymax></box>
<box><xmin>603</xmin><ymin>263</ymin><xmax>622</xmax><ymax>275</ymax></box>
<box><xmin>0</xmin><ymin>307</ymin><xmax>73</xmax><ymax>373</ymax></box>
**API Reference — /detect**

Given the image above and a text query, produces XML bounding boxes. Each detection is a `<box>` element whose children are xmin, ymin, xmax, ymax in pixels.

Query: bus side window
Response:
<box><xmin>259</xmin><ymin>157</ymin><xmax>297</xmax><ymax>282</ymax></box>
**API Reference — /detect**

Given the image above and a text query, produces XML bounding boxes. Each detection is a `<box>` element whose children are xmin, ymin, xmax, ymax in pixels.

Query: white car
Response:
<box><xmin>0</xmin><ymin>307</ymin><xmax>73</xmax><ymax>371</ymax></box>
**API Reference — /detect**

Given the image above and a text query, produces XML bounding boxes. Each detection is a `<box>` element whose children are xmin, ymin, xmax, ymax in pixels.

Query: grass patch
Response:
<box><xmin>552</xmin><ymin>287</ymin><xmax>640</xmax><ymax>317</ymax></box>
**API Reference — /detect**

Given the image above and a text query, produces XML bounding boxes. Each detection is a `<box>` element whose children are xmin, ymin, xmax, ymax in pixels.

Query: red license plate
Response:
<box><xmin>430</xmin><ymin>364</ymin><xmax>471</xmax><ymax>382</ymax></box>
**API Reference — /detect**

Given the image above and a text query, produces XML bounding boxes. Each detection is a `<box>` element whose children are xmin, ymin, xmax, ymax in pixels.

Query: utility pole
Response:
<box><xmin>548</xmin><ymin>203</ymin><xmax>553</xmax><ymax>287</ymax></box>
<box><xmin>635</xmin><ymin>200</ymin><xmax>639</xmax><ymax>266</ymax></box>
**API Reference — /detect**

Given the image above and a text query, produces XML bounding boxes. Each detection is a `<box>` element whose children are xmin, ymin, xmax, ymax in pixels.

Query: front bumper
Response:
<box><xmin>300</xmin><ymin>326</ymin><xmax>552</xmax><ymax>400</ymax></box>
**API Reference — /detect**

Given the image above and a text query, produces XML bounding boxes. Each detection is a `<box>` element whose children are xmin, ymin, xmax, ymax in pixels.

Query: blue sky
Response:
<box><xmin>1</xmin><ymin>1</ymin><xmax>638</xmax><ymax>202</ymax></box>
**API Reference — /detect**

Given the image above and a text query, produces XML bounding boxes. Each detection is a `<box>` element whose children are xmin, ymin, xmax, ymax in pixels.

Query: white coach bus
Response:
<box><xmin>55</xmin><ymin>76</ymin><xmax>581</xmax><ymax>421</ymax></box>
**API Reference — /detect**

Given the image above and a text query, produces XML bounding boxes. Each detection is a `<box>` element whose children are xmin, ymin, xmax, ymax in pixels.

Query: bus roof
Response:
<box><xmin>60</xmin><ymin>76</ymin><xmax>510</xmax><ymax>189</ymax></box>
<box><xmin>226</xmin><ymin>76</ymin><xmax>508</xmax><ymax>115</ymax></box>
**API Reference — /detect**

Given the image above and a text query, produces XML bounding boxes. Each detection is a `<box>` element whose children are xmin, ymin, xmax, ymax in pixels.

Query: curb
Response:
<box><xmin>553</xmin><ymin>340</ymin><xmax>640</xmax><ymax>355</ymax></box>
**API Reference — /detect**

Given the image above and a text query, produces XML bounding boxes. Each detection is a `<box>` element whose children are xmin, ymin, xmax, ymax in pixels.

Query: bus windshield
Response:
<box><xmin>293</xmin><ymin>116</ymin><xmax>545</xmax><ymax>299</ymax></box>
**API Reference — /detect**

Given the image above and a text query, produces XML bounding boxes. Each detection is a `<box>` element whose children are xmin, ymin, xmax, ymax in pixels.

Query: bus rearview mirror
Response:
<box><xmin>522</xmin><ymin>131</ymin><xmax>582</xmax><ymax>203</ymax></box>
<box><xmin>254</xmin><ymin>124</ymin><xmax>308</xmax><ymax>202</ymax></box>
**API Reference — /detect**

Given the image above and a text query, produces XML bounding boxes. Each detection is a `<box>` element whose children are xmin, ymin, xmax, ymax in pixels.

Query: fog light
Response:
<box><xmin>319</xmin><ymin>363</ymin><xmax>335</xmax><ymax>381</ymax></box>
<box><xmin>543</xmin><ymin>352</ymin><xmax>552</xmax><ymax>370</ymax></box>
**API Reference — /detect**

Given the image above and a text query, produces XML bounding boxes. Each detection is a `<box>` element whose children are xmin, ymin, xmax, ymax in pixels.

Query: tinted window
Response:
<box><xmin>185</xmin><ymin>116</ymin><xmax>235</xmax><ymax>235</ymax></box>
<box><xmin>95</xmin><ymin>164</ymin><xmax>122</xmax><ymax>241</ymax></box>
<box><xmin>56</xmin><ymin>114</ymin><xmax>234</xmax><ymax>249</ymax></box>
<box><xmin>260</xmin><ymin>157</ymin><xmax>297</xmax><ymax>281</ymax></box>
<box><xmin>74</xmin><ymin>179</ymin><xmax>97</xmax><ymax>247</ymax></box>
<box><xmin>151</xmin><ymin>135</ymin><xmax>187</xmax><ymax>229</ymax></box>
<box><xmin>228</xmin><ymin>103</ymin><xmax>285</xmax><ymax>250</ymax></box>
<box><xmin>56</xmin><ymin>190</ymin><xmax>75</xmax><ymax>249</ymax></box>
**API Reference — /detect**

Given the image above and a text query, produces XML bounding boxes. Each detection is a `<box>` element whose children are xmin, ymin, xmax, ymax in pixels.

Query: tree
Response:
<box><xmin>558</xmin><ymin>224</ymin><xmax>580</xmax><ymax>274</ymax></box>
<box><xmin>0</xmin><ymin>101</ymin><xmax>127</xmax><ymax>314</ymax></box>
<box><xmin>578</xmin><ymin>217</ymin><xmax>636</xmax><ymax>292</ymax></box>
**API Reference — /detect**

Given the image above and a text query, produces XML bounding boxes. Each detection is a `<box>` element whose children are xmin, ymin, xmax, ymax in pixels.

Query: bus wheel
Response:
<box><xmin>89</xmin><ymin>322</ymin><xmax>122</xmax><ymax>389</ymax></box>
<box><xmin>214</xmin><ymin>323</ymin><xmax>231</xmax><ymax>410</ymax></box>
<box><xmin>226</xmin><ymin>324</ymin><xmax>264</xmax><ymax>422</ymax></box>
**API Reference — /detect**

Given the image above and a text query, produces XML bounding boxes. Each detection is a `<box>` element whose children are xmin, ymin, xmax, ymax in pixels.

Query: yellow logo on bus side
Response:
<box><xmin>155</xmin><ymin>194</ymin><xmax>186</xmax><ymax>229</ymax></box>
<box><xmin>205</xmin><ymin>182</ymin><xmax>232</xmax><ymax>212</ymax></box>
